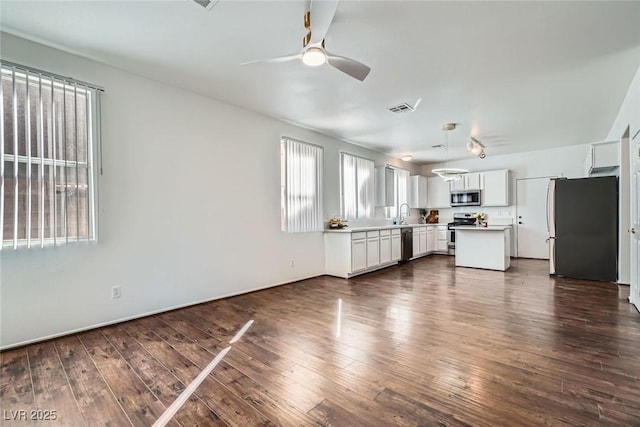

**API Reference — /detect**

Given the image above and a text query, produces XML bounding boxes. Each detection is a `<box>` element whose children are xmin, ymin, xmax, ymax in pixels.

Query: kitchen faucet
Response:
<box><xmin>399</xmin><ymin>203</ymin><xmax>410</xmax><ymax>224</ymax></box>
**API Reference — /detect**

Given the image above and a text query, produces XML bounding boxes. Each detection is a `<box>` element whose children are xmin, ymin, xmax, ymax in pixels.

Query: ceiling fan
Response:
<box><xmin>242</xmin><ymin>0</ymin><xmax>371</xmax><ymax>81</ymax></box>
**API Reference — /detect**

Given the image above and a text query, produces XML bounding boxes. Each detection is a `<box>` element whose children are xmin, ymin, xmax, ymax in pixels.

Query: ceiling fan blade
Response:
<box><xmin>241</xmin><ymin>54</ymin><xmax>300</xmax><ymax>65</ymax></box>
<box><xmin>326</xmin><ymin>53</ymin><xmax>371</xmax><ymax>81</ymax></box>
<box><xmin>309</xmin><ymin>0</ymin><xmax>338</xmax><ymax>45</ymax></box>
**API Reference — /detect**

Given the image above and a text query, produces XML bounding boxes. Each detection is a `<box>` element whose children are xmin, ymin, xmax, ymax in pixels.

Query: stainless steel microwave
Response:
<box><xmin>450</xmin><ymin>190</ymin><xmax>481</xmax><ymax>207</ymax></box>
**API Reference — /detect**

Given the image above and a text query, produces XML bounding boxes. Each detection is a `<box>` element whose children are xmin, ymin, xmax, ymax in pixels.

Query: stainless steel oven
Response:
<box><xmin>447</xmin><ymin>213</ymin><xmax>476</xmax><ymax>254</ymax></box>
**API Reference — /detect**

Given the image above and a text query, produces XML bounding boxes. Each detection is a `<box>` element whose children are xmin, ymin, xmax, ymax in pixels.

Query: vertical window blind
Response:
<box><xmin>281</xmin><ymin>137</ymin><xmax>323</xmax><ymax>232</ymax></box>
<box><xmin>1</xmin><ymin>61</ymin><xmax>101</xmax><ymax>250</ymax></box>
<box><xmin>388</xmin><ymin>167</ymin><xmax>410</xmax><ymax>219</ymax></box>
<box><xmin>340</xmin><ymin>152</ymin><xmax>374</xmax><ymax>219</ymax></box>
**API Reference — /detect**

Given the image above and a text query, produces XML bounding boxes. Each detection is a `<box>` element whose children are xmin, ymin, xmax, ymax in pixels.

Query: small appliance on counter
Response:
<box><xmin>328</xmin><ymin>218</ymin><xmax>348</xmax><ymax>229</ymax></box>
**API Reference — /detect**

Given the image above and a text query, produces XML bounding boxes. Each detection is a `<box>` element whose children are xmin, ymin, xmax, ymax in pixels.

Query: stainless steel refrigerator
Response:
<box><xmin>547</xmin><ymin>176</ymin><xmax>618</xmax><ymax>281</ymax></box>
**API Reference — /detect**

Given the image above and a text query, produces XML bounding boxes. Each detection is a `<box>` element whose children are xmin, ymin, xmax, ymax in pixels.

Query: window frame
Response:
<box><xmin>1</xmin><ymin>61</ymin><xmax>102</xmax><ymax>250</ymax></box>
<box><xmin>339</xmin><ymin>152</ymin><xmax>375</xmax><ymax>220</ymax></box>
<box><xmin>280</xmin><ymin>136</ymin><xmax>323</xmax><ymax>233</ymax></box>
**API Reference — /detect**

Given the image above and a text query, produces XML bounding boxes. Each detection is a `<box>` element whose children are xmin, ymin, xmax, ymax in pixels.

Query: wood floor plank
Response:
<box><xmin>122</xmin><ymin>319</ymin><xmax>276</xmax><ymax>427</ymax></box>
<box><xmin>78</xmin><ymin>330</ymin><xmax>177</xmax><ymax>427</ymax></box>
<box><xmin>55</xmin><ymin>335</ymin><xmax>133</xmax><ymax>427</ymax></box>
<box><xmin>27</xmin><ymin>342</ymin><xmax>86</xmax><ymax>426</ymax></box>
<box><xmin>100</xmin><ymin>324</ymin><xmax>228</xmax><ymax>427</ymax></box>
<box><xmin>0</xmin><ymin>348</ymin><xmax>35</xmax><ymax>426</ymax></box>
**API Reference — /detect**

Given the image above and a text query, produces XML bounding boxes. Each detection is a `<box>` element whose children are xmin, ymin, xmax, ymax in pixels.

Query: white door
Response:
<box><xmin>631</xmin><ymin>131</ymin><xmax>640</xmax><ymax>310</ymax></box>
<box><xmin>351</xmin><ymin>239</ymin><xmax>367</xmax><ymax>272</ymax></box>
<box><xmin>367</xmin><ymin>237</ymin><xmax>380</xmax><ymax>268</ymax></box>
<box><xmin>516</xmin><ymin>177</ymin><xmax>556</xmax><ymax>259</ymax></box>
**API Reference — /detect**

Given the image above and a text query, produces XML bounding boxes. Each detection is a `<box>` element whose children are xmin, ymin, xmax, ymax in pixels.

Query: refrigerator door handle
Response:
<box><xmin>546</xmin><ymin>182</ymin><xmax>550</xmax><ymax>232</ymax></box>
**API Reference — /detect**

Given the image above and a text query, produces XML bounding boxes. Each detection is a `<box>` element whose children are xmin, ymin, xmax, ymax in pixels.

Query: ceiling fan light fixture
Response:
<box><xmin>302</xmin><ymin>47</ymin><xmax>326</xmax><ymax>67</ymax></box>
<box><xmin>401</xmin><ymin>155</ymin><xmax>413</xmax><ymax>162</ymax></box>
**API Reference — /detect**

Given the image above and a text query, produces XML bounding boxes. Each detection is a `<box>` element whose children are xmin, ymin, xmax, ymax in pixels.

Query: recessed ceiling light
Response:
<box><xmin>401</xmin><ymin>155</ymin><xmax>413</xmax><ymax>162</ymax></box>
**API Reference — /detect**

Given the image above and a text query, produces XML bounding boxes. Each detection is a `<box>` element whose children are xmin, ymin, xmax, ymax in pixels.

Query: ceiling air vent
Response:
<box><xmin>190</xmin><ymin>0</ymin><xmax>220</xmax><ymax>11</ymax></box>
<box><xmin>388</xmin><ymin>103</ymin><xmax>415</xmax><ymax>113</ymax></box>
<box><xmin>432</xmin><ymin>144</ymin><xmax>445</xmax><ymax>148</ymax></box>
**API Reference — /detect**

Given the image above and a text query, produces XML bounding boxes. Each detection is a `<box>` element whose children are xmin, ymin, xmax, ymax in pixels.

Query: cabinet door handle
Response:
<box><xmin>631</xmin><ymin>228</ymin><xmax>637</xmax><ymax>234</ymax></box>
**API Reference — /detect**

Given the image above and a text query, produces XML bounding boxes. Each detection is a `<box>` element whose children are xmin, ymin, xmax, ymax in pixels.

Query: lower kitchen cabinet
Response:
<box><xmin>367</xmin><ymin>231</ymin><xmax>380</xmax><ymax>268</ymax></box>
<box><xmin>325</xmin><ymin>226</ymin><xmax>441</xmax><ymax>279</ymax></box>
<box><xmin>427</xmin><ymin>226</ymin><xmax>435</xmax><ymax>252</ymax></box>
<box><xmin>351</xmin><ymin>233</ymin><xmax>367</xmax><ymax>272</ymax></box>
<box><xmin>391</xmin><ymin>229</ymin><xmax>401</xmax><ymax>261</ymax></box>
<box><xmin>412</xmin><ymin>229</ymin><xmax>420</xmax><ymax>258</ymax></box>
<box><xmin>380</xmin><ymin>230</ymin><xmax>392</xmax><ymax>264</ymax></box>
<box><xmin>435</xmin><ymin>225</ymin><xmax>449</xmax><ymax>253</ymax></box>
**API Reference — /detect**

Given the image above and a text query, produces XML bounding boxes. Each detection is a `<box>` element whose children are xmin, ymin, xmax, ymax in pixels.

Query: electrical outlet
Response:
<box><xmin>111</xmin><ymin>286</ymin><xmax>121</xmax><ymax>299</ymax></box>
<box><xmin>289</xmin><ymin>260</ymin><xmax>295</xmax><ymax>268</ymax></box>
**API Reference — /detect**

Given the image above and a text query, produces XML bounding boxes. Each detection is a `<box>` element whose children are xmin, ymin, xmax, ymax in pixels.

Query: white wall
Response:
<box><xmin>0</xmin><ymin>33</ymin><xmax>417</xmax><ymax>349</ymax></box>
<box><xmin>606</xmin><ymin>65</ymin><xmax>640</xmax><ymax>286</ymax></box>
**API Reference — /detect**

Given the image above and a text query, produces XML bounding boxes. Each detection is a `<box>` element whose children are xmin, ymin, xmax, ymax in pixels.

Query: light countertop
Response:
<box><xmin>452</xmin><ymin>225</ymin><xmax>512</xmax><ymax>231</ymax></box>
<box><xmin>325</xmin><ymin>223</ymin><xmax>448</xmax><ymax>233</ymax></box>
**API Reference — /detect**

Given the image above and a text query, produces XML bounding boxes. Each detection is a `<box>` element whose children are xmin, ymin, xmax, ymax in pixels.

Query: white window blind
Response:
<box><xmin>340</xmin><ymin>153</ymin><xmax>374</xmax><ymax>219</ymax></box>
<box><xmin>281</xmin><ymin>137</ymin><xmax>323</xmax><ymax>232</ymax></box>
<box><xmin>389</xmin><ymin>167</ymin><xmax>410</xmax><ymax>219</ymax></box>
<box><xmin>1</xmin><ymin>61</ymin><xmax>101</xmax><ymax>250</ymax></box>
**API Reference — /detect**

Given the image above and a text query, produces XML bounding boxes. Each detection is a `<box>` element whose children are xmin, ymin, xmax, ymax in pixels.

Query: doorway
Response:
<box><xmin>516</xmin><ymin>177</ymin><xmax>556</xmax><ymax>259</ymax></box>
<box><xmin>631</xmin><ymin>128</ymin><xmax>640</xmax><ymax>310</ymax></box>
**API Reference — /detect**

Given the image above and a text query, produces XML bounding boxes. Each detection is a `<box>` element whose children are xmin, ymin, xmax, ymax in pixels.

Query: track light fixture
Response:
<box><xmin>467</xmin><ymin>137</ymin><xmax>486</xmax><ymax>159</ymax></box>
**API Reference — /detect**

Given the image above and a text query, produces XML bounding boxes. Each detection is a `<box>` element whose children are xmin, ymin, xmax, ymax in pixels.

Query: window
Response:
<box><xmin>388</xmin><ymin>167</ymin><xmax>410</xmax><ymax>219</ymax></box>
<box><xmin>281</xmin><ymin>137</ymin><xmax>323</xmax><ymax>232</ymax></box>
<box><xmin>340</xmin><ymin>152</ymin><xmax>374</xmax><ymax>219</ymax></box>
<box><xmin>1</xmin><ymin>62</ymin><xmax>101</xmax><ymax>249</ymax></box>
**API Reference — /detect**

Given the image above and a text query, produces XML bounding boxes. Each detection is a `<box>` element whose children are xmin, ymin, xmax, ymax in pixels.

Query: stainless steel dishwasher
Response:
<box><xmin>400</xmin><ymin>227</ymin><xmax>413</xmax><ymax>261</ymax></box>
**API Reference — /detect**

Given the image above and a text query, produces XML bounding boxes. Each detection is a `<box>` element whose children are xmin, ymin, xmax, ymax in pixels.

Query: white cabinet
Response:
<box><xmin>351</xmin><ymin>233</ymin><xmax>367</xmax><ymax>272</ymax></box>
<box><xmin>435</xmin><ymin>225</ymin><xmax>449</xmax><ymax>253</ymax></box>
<box><xmin>409</xmin><ymin>175</ymin><xmax>428</xmax><ymax>208</ymax></box>
<box><xmin>376</xmin><ymin>167</ymin><xmax>395</xmax><ymax>206</ymax></box>
<box><xmin>391</xmin><ymin>229</ymin><xmax>401</xmax><ymax>262</ymax></box>
<box><xmin>427</xmin><ymin>226</ymin><xmax>435</xmax><ymax>252</ymax></box>
<box><xmin>412</xmin><ymin>228</ymin><xmax>420</xmax><ymax>258</ymax></box>
<box><xmin>450</xmin><ymin>172</ymin><xmax>482</xmax><ymax>191</ymax></box>
<box><xmin>379</xmin><ymin>230</ymin><xmax>392</xmax><ymax>264</ymax></box>
<box><xmin>419</xmin><ymin>227</ymin><xmax>427</xmax><ymax>254</ymax></box>
<box><xmin>366</xmin><ymin>231</ymin><xmax>380</xmax><ymax>268</ymax></box>
<box><xmin>481</xmin><ymin>169</ymin><xmax>510</xmax><ymax>206</ymax></box>
<box><xmin>427</xmin><ymin>176</ymin><xmax>450</xmax><ymax>208</ymax></box>
<box><xmin>411</xmin><ymin>226</ymin><xmax>428</xmax><ymax>257</ymax></box>
<box><xmin>586</xmin><ymin>141</ymin><xmax>619</xmax><ymax>175</ymax></box>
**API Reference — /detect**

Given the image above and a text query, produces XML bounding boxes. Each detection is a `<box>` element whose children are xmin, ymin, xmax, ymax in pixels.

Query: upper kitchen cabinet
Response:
<box><xmin>481</xmin><ymin>169</ymin><xmax>510</xmax><ymax>206</ymax></box>
<box><xmin>449</xmin><ymin>172</ymin><xmax>482</xmax><ymax>191</ymax></box>
<box><xmin>409</xmin><ymin>175</ymin><xmax>428</xmax><ymax>208</ymax></box>
<box><xmin>585</xmin><ymin>141</ymin><xmax>619</xmax><ymax>176</ymax></box>
<box><xmin>427</xmin><ymin>176</ymin><xmax>450</xmax><ymax>208</ymax></box>
<box><xmin>375</xmin><ymin>166</ymin><xmax>395</xmax><ymax>207</ymax></box>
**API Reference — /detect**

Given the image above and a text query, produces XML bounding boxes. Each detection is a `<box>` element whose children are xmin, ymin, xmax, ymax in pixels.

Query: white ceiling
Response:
<box><xmin>2</xmin><ymin>1</ymin><xmax>640</xmax><ymax>164</ymax></box>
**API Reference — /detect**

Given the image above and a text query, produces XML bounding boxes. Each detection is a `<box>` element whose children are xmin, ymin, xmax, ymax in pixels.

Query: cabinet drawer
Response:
<box><xmin>391</xmin><ymin>229</ymin><xmax>401</xmax><ymax>236</ymax></box>
<box><xmin>379</xmin><ymin>229</ymin><xmax>391</xmax><ymax>237</ymax></box>
<box><xmin>366</xmin><ymin>231</ymin><xmax>380</xmax><ymax>238</ymax></box>
<box><xmin>352</xmin><ymin>232</ymin><xmax>367</xmax><ymax>240</ymax></box>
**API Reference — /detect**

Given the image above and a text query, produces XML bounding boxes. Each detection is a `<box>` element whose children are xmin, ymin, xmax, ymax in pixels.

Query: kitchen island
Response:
<box><xmin>453</xmin><ymin>225</ymin><xmax>512</xmax><ymax>271</ymax></box>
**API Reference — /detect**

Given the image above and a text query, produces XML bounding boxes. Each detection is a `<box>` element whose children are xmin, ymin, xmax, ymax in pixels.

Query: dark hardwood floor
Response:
<box><xmin>2</xmin><ymin>256</ymin><xmax>640</xmax><ymax>426</ymax></box>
